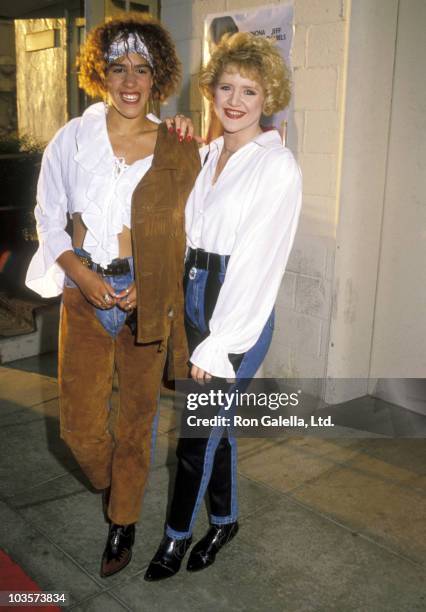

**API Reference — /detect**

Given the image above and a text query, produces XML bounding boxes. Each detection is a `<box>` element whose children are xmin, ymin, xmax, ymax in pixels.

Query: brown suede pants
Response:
<box><xmin>58</xmin><ymin>286</ymin><xmax>167</xmax><ymax>525</ymax></box>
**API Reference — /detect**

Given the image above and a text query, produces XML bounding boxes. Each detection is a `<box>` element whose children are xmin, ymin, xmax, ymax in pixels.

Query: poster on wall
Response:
<box><xmin>204</xmin><ymin>2</ymin><xmax>295</xmax><ymax>139</ymax></box>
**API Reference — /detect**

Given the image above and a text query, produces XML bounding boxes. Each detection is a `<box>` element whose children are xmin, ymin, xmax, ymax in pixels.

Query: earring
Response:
<box><xmin>104</xmin><ymin>101</ymin><xmax>109</xmax><ymax>115</ymax></box>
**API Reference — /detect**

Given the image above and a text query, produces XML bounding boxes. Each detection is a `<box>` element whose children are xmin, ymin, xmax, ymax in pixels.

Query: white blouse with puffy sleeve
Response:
<box><xmin>186</xmin><ymin>130</ymin><xmax>302</xmax><ymax>379</ymax></box>
<box><xmin>25</xmin><ymin>102</ymin><xmax>160</xmax><ymax>298</ymax></box>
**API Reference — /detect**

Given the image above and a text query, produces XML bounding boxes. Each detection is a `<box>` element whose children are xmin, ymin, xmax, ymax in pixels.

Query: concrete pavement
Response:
<box><xmin>0</xmin><ymin>356</ymin><xmax>425</xmax><ymax>611</ymax></box>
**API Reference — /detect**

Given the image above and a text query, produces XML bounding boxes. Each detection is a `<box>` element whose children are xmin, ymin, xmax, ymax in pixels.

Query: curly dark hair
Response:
<box><xmin>76</xmin><ymin>13</ymin><xmax>181</xmax><ymax>101</ymax></box>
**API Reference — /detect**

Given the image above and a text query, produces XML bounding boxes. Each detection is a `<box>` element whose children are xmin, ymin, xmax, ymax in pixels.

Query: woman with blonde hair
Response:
<box><xmin>145</xmin><ymin>32</ymin><xmax>302</xmax><ymax>580</ymax></box>
<box><xmin>25</xmin><ymin>14</ymin><xmax>199</xmax><ymax>577</ymax></box>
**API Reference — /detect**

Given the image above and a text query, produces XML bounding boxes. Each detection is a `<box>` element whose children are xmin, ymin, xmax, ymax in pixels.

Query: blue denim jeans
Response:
<box><xmin>166</xmin><ymin>256</ymin><xmax>274</xmax><ymax>538</ymax></box>
<box><xmin>64</xmin><ymin>247</ymin><xmax>134</xmax><ymax>338</ymax></box>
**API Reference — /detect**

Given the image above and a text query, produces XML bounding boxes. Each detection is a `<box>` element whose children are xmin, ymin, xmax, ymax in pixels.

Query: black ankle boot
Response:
<box><xmin>144</xmin><ymin>534</ymin><xmax>192</xmax><ymax>581</ymax></box>
<box><xmin>186</xmin><ymin>521</ymin><xmax>239</xmax><ymax>572</ymax></box>
<box><xmin>100</xmin><ymin>522</ymin><xmax>135</xmax><ymax>578</ymax></box>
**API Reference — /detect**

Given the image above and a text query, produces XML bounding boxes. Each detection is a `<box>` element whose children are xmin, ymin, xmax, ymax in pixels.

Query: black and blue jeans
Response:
<box><xmin>166</xmin><ymin>252</ymin><xmax>274</xmax><ymax>538</ymax></box>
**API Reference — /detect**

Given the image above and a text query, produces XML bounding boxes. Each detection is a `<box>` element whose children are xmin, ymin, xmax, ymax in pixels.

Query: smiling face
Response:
<box><xmin>105</xmin><ymin>52</ymin><xmax>153</xmax><ymax>119</ymax></box>
<box><xmin>213</xmin><ymin>66</ymin><xmax>265</xmax><ymax>137</ymax></box>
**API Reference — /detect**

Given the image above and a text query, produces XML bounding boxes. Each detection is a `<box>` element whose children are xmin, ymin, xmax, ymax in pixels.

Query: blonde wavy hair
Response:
<box><xmin>199</xmin><ymin>32</ymin><xmax>291</xmax><ymax>116</ymax></box>
<box><xmin>76</xmin><ymin>13</ymin><xmax>181</xmax><ymax>101</ymax></box>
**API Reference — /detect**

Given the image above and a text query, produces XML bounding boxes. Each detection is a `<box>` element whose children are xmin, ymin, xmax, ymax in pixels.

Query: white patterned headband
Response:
<box><xmin>105</xmin><ymin>32</ymin><xmax>154</xmax><ymax>68</ymax></box>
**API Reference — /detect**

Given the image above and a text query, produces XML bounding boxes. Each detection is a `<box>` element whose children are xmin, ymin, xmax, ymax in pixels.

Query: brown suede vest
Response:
<box><xmin>131</xmin><ymin>123</ymin><xmax>201</xmax><ymax>379</ymax></box>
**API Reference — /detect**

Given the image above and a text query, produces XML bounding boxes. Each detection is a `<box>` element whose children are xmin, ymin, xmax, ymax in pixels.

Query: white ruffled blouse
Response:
<box><xmin>25</xmin><ymin>102</ymin><xmax>160</xmax><ymax>297</ymax></box>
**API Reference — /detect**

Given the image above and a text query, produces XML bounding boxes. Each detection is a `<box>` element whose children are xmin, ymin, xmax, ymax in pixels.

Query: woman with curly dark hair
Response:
<box><xmin>25</xmin><ymin>14</ymin><xmax>199</xmax><ymax>577</ymax></box>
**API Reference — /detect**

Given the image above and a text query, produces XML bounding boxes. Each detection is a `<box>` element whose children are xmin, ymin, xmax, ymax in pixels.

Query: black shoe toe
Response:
<box><xmin>144</xmin><ymin>560</ymin><xmax>179</xmax><ymax>582</ymax></box>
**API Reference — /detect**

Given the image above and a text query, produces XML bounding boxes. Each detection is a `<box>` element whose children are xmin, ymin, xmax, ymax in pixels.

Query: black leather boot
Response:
<box><xmin>144</xmin><ymin>534</ymin><xmax>192</xmax><ymax>581</ymax></box>
<box><xmin>186</xmin><ymin>521</ymin><xmax>239</xmax><ymax>572</ymax></box>
<box><xmin>100</xmin><ymin>522</ymin><xmax>135</xmax><ymax>578</ymax></box>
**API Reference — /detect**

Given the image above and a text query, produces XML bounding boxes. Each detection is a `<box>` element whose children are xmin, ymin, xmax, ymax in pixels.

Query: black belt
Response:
<box><xmin>77</xmin><ymin>255</ymin><xmax>131</xmax><ymax>276</ymax></box>
<box><xmin>186</xmin><ymin>248</ymin><xmax>230</xmax><ymax>273</ymax></box>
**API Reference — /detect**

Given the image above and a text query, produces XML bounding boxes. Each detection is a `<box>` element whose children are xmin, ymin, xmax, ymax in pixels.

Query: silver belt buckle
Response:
<box><xmin>189</xmin><ymin>266</ymin><xmax>197</xmax><ymax>280</ymax></box>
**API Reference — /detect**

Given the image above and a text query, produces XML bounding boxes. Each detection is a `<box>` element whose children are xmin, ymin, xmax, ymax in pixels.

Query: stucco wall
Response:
<box><xmin>324</xmin><ymin>0</ymin><xmax>426</xmax><ymax>407</ymax></box>
<box><xmin>324</xmin><ymin>0</ymin><xmax>399</xmax><ymax>403</ymax></box>
<box><xmin>368</xmin><ymin>0</ymin><xmax>426</xmax><ymax>380</ymax></box>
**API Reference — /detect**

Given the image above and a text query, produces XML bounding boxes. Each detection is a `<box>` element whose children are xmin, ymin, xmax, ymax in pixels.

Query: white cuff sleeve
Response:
<box><xmin>25</xmin><ymin>134</ymin><xmax>72</xmax><ymax>297</ymax></box>
<box><xmin>190</xmin><ymin>335</ymin><xmax>236</xmax><ymax>379</ymax></box>
<box><xmin>25</xmin><ymin>233</ymin><xmax>72</xmax><ymax>298</ymax></box>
